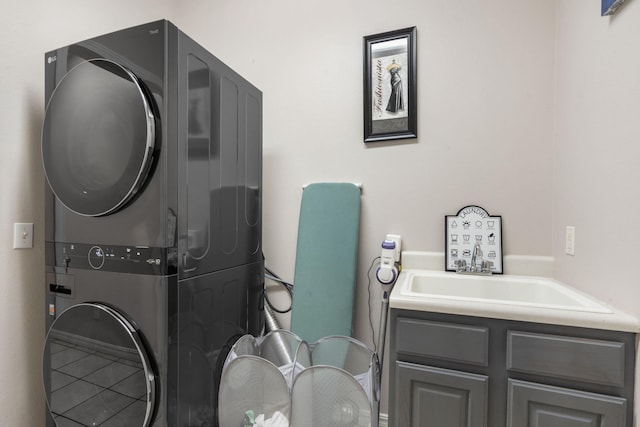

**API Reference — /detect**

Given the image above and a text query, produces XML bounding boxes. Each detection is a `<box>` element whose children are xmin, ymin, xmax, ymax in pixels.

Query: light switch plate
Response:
<box><xmin>565</xmin><ymin>226</ymin><xmax>575</xmax><ymax>256</ymax></box>
<box><xmin>13</xmin><ymin>222</ymin><xmax>34</xmax><ymax>249</ymax></box>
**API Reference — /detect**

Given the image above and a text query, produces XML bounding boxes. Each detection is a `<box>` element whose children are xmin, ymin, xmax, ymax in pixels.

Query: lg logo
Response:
<box><xmin>47</xmin><ymin>55</ymin><xmax>57</xmax><ymax>64</ymax></box>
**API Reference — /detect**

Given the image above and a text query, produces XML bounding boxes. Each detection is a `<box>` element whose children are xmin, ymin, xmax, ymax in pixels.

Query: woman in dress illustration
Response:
<box><xmin>386</xmin><ymin>59</ymin><xmax>403</xmax><ymax>113</ymax></box>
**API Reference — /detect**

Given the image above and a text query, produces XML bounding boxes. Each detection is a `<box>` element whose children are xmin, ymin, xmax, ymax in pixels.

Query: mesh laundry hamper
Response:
<box><xmin>291</xmin><ymin>336</ymin><xmax>379</xmax><ymax>427</ymax></box>
<box><xmin>218</xmin><ymin>331</ymin><xmax>379</xmax><ymax>427</ymax></box>
<box><xmin>219</xmin><ymin>331</ymin><xmax>302</xmax><ymax>426</ymax></box>
<box><xmin>219</xmin><ymin>356</ymin><xmax>289</xmax><ymax>426</ymax></box>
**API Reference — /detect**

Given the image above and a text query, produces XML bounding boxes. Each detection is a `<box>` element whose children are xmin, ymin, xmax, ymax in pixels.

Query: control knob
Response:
<box><xmin>88</xmin><ymin>246</ymin><xmax>106</xmax><ymax>269</ymax></box>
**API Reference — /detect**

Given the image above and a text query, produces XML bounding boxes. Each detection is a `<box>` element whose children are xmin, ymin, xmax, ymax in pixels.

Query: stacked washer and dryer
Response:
<box><xmin>41</xmin><ymin>20</ymin><xmax>264</xmax><ymax>427</ymax></box>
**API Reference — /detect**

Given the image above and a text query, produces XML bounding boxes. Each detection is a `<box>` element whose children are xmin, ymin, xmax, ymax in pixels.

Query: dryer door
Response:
<box><xmin>43</xmin><ymin>303</ymin><xmax>157</xmax><ymax>426</ymax></box>
<box><xmin>42</xmin><ymin>59</ymin><xmax>157</xmax><ymax>217</ymax></box>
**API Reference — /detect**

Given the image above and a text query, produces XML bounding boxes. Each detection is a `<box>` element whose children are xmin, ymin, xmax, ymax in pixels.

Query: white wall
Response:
<box><xmin>8</xmin><ymin>0</ymin><xmax>640</xmax><ymax>424</ymax></box>
<box><xmin>553</xmin><ymin>0</ymin><xmax>640</xmax><ymax>319</ymax></box>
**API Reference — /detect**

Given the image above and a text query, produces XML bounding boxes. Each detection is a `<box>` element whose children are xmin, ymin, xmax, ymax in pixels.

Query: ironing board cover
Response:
<box><xmin>290</xmin><ymin>182</ymin><xmax>361</xmax><ymax>343</ymax></box>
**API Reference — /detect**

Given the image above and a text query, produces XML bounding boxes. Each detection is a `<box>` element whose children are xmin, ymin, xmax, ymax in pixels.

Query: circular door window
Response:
<box><xmin>43</xmin><ymin>303</ymin><xmax>157</xmax><ymax>426</ymax></box>
<box><xmin>42</xmin><ymin>59</ymin><xmax>157</xmax><ymax>216</ymax></box>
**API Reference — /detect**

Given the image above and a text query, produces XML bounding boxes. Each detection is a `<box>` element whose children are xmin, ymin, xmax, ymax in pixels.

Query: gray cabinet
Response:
<box><xmin>389</xmin><ymin>310</ymin><xmax>635</xmax><ymax>427</ymax></box>
<box><xmin>506</xmin><ymin>330</ymin><xmax>626</xmax><ymax>387</ymax></box>
<box><xmin>507</xmin><ymin>379</ymin><xmax>626</xmax><ymax>427</ymax></box>
<box><xmin>396</xmin><ymin>362</ymin><xmax>488</xmax><ymax>427</ymax></box>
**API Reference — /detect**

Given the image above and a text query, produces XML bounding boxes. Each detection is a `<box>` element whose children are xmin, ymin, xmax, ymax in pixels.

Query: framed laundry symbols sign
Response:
<box><xmin>363</xmin><ymin>26</ymin><xmax>417</xmax><ymax>142</ymax></box>
<box><xmin>445</xmin><ymin>205</ymin><xmax>503</xmax><ymax>274</ymax></box>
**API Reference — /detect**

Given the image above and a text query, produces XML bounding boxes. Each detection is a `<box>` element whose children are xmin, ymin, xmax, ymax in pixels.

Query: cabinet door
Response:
<box><xmin>507</xmin><ymin>379</ymin><xmax>626</xmax><ymax>427</ymax></box>
<box><xmin>395</xmin><ymin>361</ymin><xmax>488</xmax><ymax>427</ymax></box>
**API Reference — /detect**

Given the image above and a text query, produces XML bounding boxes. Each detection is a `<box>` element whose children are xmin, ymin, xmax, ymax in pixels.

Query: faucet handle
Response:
<box><xmin>481</xmin><ymin>260</ymin><xmax>494</xmax><ymax>273</ymax></box>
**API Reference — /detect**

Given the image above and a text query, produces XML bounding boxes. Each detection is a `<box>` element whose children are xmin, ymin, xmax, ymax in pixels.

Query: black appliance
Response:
<box><xmin>42</xmin><ymin>20</ymin><xmax>263</xmax><ymax>427</ymax></box>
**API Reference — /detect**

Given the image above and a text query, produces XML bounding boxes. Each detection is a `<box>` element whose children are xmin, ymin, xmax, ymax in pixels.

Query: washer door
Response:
<box><xmin>42</xmin><ymin>59</ymin><xmax>157</xmax><ymax>217</ymax></box>
<box><xmin>43</xmin><ymin>303</ymin><xmax>157</xmax><ymax>426</ymax></box>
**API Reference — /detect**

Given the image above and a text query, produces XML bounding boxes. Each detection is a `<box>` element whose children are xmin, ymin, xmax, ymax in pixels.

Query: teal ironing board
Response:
<box><xmin>290</xmin><ymin>183</ymin><xmax>361</xmax><ymax>343</ymax></box>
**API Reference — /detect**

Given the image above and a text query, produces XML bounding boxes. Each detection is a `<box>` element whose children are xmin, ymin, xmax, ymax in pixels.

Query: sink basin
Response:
<box><xmin>388</xmin><ymin>253</ymin><xmax>640</xmax><ymax>332</ymax></box>
<box><xmin>400</xmin><ymin>270</ymin><xmax>612</xmax><ymax>313</ymax></box>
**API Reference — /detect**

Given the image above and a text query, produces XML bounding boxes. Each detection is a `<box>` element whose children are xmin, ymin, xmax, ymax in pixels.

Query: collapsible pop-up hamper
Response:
<box><xmin>218</xmin><ymin>330</ymin><xmax>379</xmax><ymax>427</ymax></box>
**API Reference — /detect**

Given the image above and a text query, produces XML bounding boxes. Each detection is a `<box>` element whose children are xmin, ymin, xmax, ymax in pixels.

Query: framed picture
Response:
<box><xmin>445</xmin><ymin>205</ymin><xmax>503</xmax><ymax>274</ymax></box>
<box><xmin>363</xmin><ymin>27</ymin><xmax>417</xmax><ymax>143</ymax></box>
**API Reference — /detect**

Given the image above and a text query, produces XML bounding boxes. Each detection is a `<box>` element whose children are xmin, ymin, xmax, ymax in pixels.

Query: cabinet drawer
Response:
<box><xmin>396</xmin><ymin>318</ymin><xmax>489</xmax><ymax>366</ymax></box>
<box><xmin>507</xmin><ymin>330</ymin><xmax>625</xmax><ymax>387</ymax></box>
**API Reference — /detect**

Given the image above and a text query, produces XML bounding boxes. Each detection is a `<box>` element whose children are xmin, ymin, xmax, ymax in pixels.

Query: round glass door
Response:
<box><xmin>42</xmin><ymin>59</ymin><xmax>157</xmax><ymax>216</ymax></box>
<box><xmin>43</xmin><ymin>303</ymin><xmax>157</xmax><ymax>426</ymax></box>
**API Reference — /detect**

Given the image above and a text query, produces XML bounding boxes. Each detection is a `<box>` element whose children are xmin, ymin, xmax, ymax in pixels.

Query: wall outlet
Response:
<box><xmin>565</xmin><ymin>226</ymin><xmax>575</xmax><ymax>256</ymax></box>
<box><xmin>13</xmin><ymin>222</ymin><xmax>34</xmax><ymax>249</ymax></box>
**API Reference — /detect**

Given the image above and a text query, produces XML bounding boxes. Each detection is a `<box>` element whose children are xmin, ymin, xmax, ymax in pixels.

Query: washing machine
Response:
<box><xmin>42</xmin><ymin>20</ymin><xmax>264</xmax><ymax>426</ymax></box>
<box><xmin>43</xmin><ymin>258</ymin><xmax>263</xmax><ymax>427</ymax></box>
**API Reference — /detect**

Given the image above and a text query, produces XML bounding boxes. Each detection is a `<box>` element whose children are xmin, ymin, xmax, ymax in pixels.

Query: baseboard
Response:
<box><xmin>379</xmin><ymin>413</ymin><xmax>388</xmax><ymax>427</ymax></box>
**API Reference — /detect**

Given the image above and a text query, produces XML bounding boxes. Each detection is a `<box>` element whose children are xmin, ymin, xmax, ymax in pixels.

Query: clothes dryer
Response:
<box><xmin>42</xmin><ymin>19</ymin><xmax>263</xmax><ymax>277</ymax></box>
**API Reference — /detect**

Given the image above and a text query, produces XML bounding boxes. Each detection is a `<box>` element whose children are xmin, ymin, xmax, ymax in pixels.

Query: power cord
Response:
<box><xmin>264</xmin><ymin>266</ymin><xmax>294</xmax><ymax>314</ymax></box>
<box><xmin>366</xmin><ymin>256</ymin><xmax>381</xmax><ymax>353</ymax></box>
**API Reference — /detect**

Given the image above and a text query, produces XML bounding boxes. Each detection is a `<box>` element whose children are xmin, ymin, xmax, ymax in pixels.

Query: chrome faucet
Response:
<box><xmin>470</xmin><ymin>242</ymin><xmax>483</xmax><ymax>272</ymax></box>
<box><xmin>455</xmin><ymin>242</ymin><xmax>493</xmax><ymax>275</ymax></box>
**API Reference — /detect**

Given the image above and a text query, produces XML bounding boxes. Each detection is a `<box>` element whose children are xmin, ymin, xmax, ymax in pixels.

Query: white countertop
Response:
<box><xmin>389</xmin><ymin>252</ymin><xmax>640</xmax><ymax>333</ymax></box>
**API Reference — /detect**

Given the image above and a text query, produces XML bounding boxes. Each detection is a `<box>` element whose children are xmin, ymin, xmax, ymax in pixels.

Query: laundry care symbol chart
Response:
<box><xmin>445</xmin><ymin>205</ymin><xmax>503</xmax><ymax>274</ymax></box>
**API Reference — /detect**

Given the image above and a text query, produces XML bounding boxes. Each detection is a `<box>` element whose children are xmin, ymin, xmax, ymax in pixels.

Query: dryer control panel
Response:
<box><xmin>49</xmin><ymin>242</ymin><xmax>177</xmax><ymax>275</ymax></box>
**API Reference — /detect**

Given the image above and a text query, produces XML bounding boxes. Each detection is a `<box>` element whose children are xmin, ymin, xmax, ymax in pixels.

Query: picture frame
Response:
<box><xmin>363</xmin><ymin>27</ymin><xmax>417</xmax><ymax>143</ymax></box>
<box><xmin>444</xmin><ymin>205</ymin><xmax>504</xmax><ymax>274</ymax></box>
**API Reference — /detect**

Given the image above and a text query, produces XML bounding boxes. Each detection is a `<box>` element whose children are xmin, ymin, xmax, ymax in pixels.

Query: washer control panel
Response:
<box><xmin>51</xmin><ymin>242</ymin><xmax>176</xmax><ymax>275</ymax></box>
